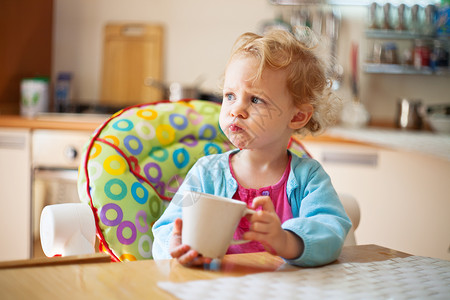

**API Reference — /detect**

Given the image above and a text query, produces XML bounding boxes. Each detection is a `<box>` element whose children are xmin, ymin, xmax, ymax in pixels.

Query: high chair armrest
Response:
<box><xmin>40</xmin><ymin>203</ymin><xmax>96</xmax><ymax>257</ymax></box>
<box><xmin>338</xmin><ymin>193</ymin><xmax>360</xmax><ymax>246</ymax></box>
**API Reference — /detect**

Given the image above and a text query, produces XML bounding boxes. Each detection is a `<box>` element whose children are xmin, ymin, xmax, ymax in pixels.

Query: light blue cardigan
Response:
<box><xmin>152</xmin><ymin>150</ymin><xmax>351</xmax><ymax>267</ymax></box>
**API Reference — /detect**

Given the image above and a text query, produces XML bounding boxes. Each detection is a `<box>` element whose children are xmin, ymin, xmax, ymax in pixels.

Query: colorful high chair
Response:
<box><xmin>40</xmin><ymin>99</ymin><xmax>359</xmax><ymax>261</ymax></box>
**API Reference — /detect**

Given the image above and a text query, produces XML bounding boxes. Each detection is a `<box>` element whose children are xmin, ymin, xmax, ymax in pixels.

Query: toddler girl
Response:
<box><xmin>152</xmin><ymin>29</ymin><xmax>351</xmax><ymax>267</ymax></box>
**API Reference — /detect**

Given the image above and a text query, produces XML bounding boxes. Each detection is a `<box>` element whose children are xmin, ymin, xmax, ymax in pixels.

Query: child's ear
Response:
<box><xmin>289</xmin><ymin>104</ymin><xmax>313</xmax><ymax>130</ymax></box>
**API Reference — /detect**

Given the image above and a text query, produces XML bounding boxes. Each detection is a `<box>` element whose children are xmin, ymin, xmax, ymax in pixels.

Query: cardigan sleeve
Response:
<box><xmin>281</xmin><ymin>158</ymin><xmax>352</xmax><ymax>267</ymax></box>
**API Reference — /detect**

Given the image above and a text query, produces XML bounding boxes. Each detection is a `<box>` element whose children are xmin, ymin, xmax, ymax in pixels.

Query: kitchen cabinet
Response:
<box><xmin>0</xmin><ymin>0</ymin><xmax>53</xmax><ymax>114</ymax></box>
<box><xmin>302</xmin><ymin>140</ymin><xmax>450</xmax><ymax>261</ymax></box>
<box><xmin>0</xmin><ymin>128</ymin><xmax>32</xmax><ymax>261</ymax></box>
<box><xmin>0</xmin><ymin>120</ymin><xmax>97</xmax><ymax>261</ymax></box>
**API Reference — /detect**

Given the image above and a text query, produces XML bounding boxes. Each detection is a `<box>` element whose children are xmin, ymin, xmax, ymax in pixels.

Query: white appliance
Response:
<box><xmin>31</xmin><ymin>129</ymin><xmax>91</xmax><ymax>258</ymax></box>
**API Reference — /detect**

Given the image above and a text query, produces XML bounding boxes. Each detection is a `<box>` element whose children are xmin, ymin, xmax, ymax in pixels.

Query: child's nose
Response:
<box><xmin>230</xmin><ymin>100</ymin><xmax>249</xmax><ymax>119</ymax></box>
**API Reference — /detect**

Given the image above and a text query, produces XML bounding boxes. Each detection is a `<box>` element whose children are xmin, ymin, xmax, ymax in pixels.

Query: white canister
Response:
<box><xmin>20</xmin><ymin>77</ymin><xmax>49</xmax><ymax>117</ymax></box>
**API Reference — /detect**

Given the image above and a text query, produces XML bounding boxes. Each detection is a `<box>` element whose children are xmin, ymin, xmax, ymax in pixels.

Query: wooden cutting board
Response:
<box><xmin>100</xmin><ymin>23</ymin><xmax>163</xmax><ymax>106</ymax></box>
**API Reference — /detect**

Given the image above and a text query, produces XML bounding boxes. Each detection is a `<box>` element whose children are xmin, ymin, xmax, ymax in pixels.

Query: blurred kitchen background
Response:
<box><xmin>1</xmin><ymin>0</ymin><xmax>449</xmax><ymax>262</ymax></box>
<box><xmin>1</xmin><ymin>0</ymin><xmax>449</xmax><ymax>123</ymax></box>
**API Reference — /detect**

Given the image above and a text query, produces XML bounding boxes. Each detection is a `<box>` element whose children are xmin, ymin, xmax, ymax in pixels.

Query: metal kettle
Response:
<box><xmin>145</xmin><ymin>77</ymin><xmax>201</xmax><ymax>101</ymax></box>
<box><xmin>396</xmin><ymin>98</ymin><xmax>423</xmax><ymax>130</ymax></box>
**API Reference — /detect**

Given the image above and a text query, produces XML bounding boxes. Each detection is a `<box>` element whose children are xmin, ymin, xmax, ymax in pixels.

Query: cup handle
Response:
<box><xmin>229</xmin><ymin>208</ymin><xmax>256</xmax><ymax>245</ymax></box>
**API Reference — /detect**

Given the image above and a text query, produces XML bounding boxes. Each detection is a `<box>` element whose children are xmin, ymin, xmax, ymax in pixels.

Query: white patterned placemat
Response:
<box><xmin>158</xmin><ymin>256</ymin><xmax>450</xmax><ymax>300</ymax></box>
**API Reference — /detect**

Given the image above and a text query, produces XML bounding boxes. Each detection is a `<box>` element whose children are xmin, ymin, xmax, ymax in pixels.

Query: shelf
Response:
<box><xmin>269</xmin><ymin>0</ymin><xmax>380</xmax><ymax>5</ymax></box>
<box><xmin>363</xmin><ymin>63</ymin><xmax>450</xmax><ymax>75</ymax></box>
<box><xmin>365</xmin><ymin>29</ymin><xmax>449</xmax><ymax>41</ymax></box>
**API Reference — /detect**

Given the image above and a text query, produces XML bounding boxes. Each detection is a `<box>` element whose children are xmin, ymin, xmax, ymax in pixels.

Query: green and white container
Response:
<box><xmin>20</xmin><ymin>77</ymin><xmax>49</xmax><ymax>117</ymax></box>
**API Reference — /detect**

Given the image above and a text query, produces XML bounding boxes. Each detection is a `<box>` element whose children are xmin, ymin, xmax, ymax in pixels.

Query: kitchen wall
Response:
<box><xmin>53</xmin><ymin>0</ymin><xmax>450</xmax><ymax>123</ymax></box>
<box><xmin>53</xmin><ymin>0</ymin><xmax>274</xmax><ymax>103</ymax></box>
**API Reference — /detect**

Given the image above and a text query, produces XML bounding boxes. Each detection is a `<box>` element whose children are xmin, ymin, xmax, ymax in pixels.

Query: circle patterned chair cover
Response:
<box><xmin>78</xmin><ymin>99</ymin><xmax>310</xmax><ymax>262</ymax></box>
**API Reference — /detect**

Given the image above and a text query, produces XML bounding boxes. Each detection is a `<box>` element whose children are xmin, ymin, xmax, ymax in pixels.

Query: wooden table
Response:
<box><xmin>0</xmin><ymin>245</ymin><xmax>409</xmax><ymax>299</ymax></box>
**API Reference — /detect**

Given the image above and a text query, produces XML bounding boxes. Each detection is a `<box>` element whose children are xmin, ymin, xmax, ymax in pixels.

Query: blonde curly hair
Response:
<box><xmin>227</xmin><ymin>28</ymin><xmax>341</xmax><ymax>136</ymax></box>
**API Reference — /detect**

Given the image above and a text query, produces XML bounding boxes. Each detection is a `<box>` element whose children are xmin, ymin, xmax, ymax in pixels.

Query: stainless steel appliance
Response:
<box><xmin>396</xmin><ymin>98</ymin><xmax>423</xmax><ymax>130</ymax></box>
<box><xmin>31</xmin><ymin>129</ymin><xmax>91</xmax><ymax>258</ymax></box>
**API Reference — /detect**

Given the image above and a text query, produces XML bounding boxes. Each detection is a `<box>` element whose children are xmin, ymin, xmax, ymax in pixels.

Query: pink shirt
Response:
<box><xmin>226</xmin><ymin>154</ymin><xmax>293</xmax><ymax>254</ymax></box>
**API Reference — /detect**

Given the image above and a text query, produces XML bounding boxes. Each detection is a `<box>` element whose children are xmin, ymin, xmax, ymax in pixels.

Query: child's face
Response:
<box><xmin>220</xmin><ymin>56</ymin><xmax>307</xmax><ymax>150</ymax></box>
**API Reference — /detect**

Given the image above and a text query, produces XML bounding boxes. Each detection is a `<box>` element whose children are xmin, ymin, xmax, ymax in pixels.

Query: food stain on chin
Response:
<box><xmin>228</xmin><ymin>135</ymin><xmax>248</xmax><ymax>150</ymax></box>
<box><xmin>225</xmin><ymin>123</ymin><xmax>248</xmax><ymax>149</ymax></box>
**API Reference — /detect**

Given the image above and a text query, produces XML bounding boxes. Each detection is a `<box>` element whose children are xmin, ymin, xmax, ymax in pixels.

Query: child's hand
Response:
<box><xmin>243</xmin><ymin>196</ymin><xmax>304</xmax><ymax>260</ymax></box>
<box><xmin>169</xmin><ymin>218</ymin><xmax>212</xmax><ymax>266</ymax></box>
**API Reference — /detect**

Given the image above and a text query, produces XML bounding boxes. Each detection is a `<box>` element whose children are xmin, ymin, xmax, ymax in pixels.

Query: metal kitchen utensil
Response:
<box><xmin>368</xmin><ymin>2</ymin><xmax>379</xmax><ymax>29</ymax></box>
<box><xmin>382</xmin><ymin>3</ymin><xmax>393</xmax><ymax>30</ymax></box>
<box><xmin>145</xmin><ymin>77</ymin><xmax>201</xmax><ymax>101</ymax></box>
<box><xmin>340</xmin><ymin>43</ymin><xmax>370</xmax><ymax>128</ymax></box>
<box><xmin>397</xmin><ymin>4</ymin><xmax>407</xmax><ymax>31</ymax></box>
<box><xmin>325</xmin><ymin>8</ymin><xmax>342</xmax><ymax>90</ymax></box>
<box><xmin>396</xmin><ymin>98</ymin><xmax>423</xmax><ymax>130</ymax></box>
<box><xmin>411</xmin><ymin>4</ymin><xmax>421</xmax><ymax>34</ymax></box>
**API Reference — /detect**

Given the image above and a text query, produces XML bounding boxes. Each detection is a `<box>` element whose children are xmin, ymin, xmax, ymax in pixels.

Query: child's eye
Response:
<box><xmin>224</xmin><ymin>93</ymin><xmax>235</xmax><ymax>101</ymax></box>
<box><xmin>251</xmin><ymin>97</ymin><xmax>264</xmax><ymax>104</ymax></box>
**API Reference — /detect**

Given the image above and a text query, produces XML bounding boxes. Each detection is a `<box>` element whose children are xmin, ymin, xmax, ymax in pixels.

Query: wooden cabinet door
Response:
<box><xmin>0</xmin><ymin>0</ymin><xmax>53</xmax><ymax>114</ymax></box>
<box><xmin>100</xmin><ymin>24</ymin><xmax>164</xmax><ymax>106</ymax></box>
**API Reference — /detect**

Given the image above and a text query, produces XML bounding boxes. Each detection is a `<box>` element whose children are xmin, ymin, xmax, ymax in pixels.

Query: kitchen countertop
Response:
<box><xmin>1</xmin><ymin>114</ymin><xmax>449</xmax><ymax>161</ymax></box>
<box><xmin>0</xmin><ymin>114</ymin><xmax>110</xmax><ymax>131</ymax></box>
<box><xmin>326</xmin><ymin>126</ymin><xmax>450</xmax><ymax>162</ymax></box>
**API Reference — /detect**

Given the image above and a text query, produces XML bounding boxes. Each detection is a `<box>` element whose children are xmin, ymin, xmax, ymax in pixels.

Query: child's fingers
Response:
<box><xmin>177</xmin><ymin>249</ymin><xmax>211</xmax><ymax>266</ymax></box>
<box><xmin>170</xmin><ymin>218</ymin><xmax>212</xmax><ymax>266</ymax></box>
<box><xmin>169</xmin><ymin>218</ymin><xmax>183</xmax><ymax>252</ymax></box>
<box><xmin>251</xmin><ymin>196</ymin><xmax>275</xmax><ymax>212</ymax></box>
<box><xmin>173</xmin><ymin>218</ymin><xmax>183</xmax><ymax>236</ymax></box>
<box><xmin>250</xmin><ymin>210</ymin><xmax>273</xmax><ymax>223</ymax></box>
<box><xmin>177</xmin><ymin>249</ymin><xmax>197</xmax><ymax>265</ymax></box>
<box><xmin>242</xmin><ymin>230</ymin><xmax>270</xmax><ymax>245</ymax></box>
<box><xmin>250</xmin><ymin>220</ymin><xmax>271</xmax><ymax>233</ymax></box>
<box><xmin>170</xmin><ymin>244</ymin><xmax>190</xmax><ymax>259</ymax></box>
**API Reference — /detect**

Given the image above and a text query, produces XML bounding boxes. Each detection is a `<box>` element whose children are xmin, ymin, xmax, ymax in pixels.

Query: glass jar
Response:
<box><xmin>430</xmin><ymin>39</ymin><xmax>449</xmax><ymax>69</ymax></box>
<box><xmin>382</xmin><ymin>42</ymin><xmax>398</xmax><ymax>64</ymax></box>
<box><xmin>413</xmin><ymin>40</ymin><xmax>431</xmax><ymax>69</ymax></box>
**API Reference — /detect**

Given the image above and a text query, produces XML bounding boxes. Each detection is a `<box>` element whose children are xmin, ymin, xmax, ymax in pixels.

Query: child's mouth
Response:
<box><xmin>229</xmin><ymin>124</ymin><xmax>243</xmax><ymax>132</ymax></box>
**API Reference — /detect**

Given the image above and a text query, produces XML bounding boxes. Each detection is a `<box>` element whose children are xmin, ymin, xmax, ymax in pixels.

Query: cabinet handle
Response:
<box><xmin>0</xmin><ymin>135</ymin><xmax>26</xmax><ymax>149</ymax></box>
<box><xmin>64</xmin><ymin>146</ymin><xmax>78</xmax><ymax>161</ymax></box>
<box><xmin>34</xmin><ymin>168</ymin><xmax>78</xmax><ymax>182</ymax></box>
<box><xmin>322</xmin><ymin>152</ymin><xmax>378</xmax><ymax>166</ymax></box>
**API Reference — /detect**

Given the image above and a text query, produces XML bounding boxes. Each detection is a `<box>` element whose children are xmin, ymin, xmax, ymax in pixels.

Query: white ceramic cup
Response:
<box><xmin>181</xmin><ymin>191</ymin><xmax>255</xmax><ymax>259</ymax></box>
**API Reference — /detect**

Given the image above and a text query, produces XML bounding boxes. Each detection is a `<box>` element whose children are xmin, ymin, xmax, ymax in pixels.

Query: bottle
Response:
<box><xmin>20</xmin><ymin>77</ymin><xmax>49</xmax><ymax>117</ymax></box>
<box><xmin>382</xmin><ymin>42</ymin><xmax>398</xmax><ymax>64</ymax></box>
<box><xmin>413</xmin><ymin>40</ymin><xmax>431</xmax><ymax>69</ymax></box>
<box><xmin>411</xmin><ymin>4</ymin><xmax>422</xmax><ymax>34</ymax></box>
<box><xmin>396</xmin><ymin>4</ymin><xmax>408</xmax><ymax>31</ymax></box>
<box><xmin>382</xmin><ymin>3</ymin><xmax>393</xmax><ymax>30</ymax></box>
<box><xmin>430</xmin><ymin>39</ymin><xmax>449</xmax><ymax>70</ymax></box>
<box><xmin>54</xmin><ymin>72</ymin><xmax>72</xmax><ymax>112</ymax></box>
<box><xmin>368</xmin><ymin>2</ymin><xmax>379</xmax><ymax>29</ymax></box>
<box><xmin>423</xmin><ymin>5</ymin><xmax>437</xmax><ymax>36</ymax></box>
<box><xmin>437</xmin><ymin>0</ymin><xmax>450</xmax><ymax>37</ymax></box>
